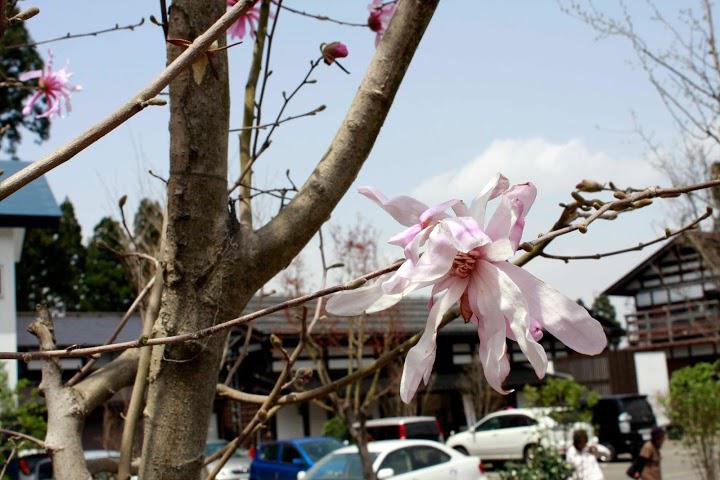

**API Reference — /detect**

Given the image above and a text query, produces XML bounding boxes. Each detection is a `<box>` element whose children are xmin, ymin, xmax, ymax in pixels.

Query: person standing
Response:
<box><xmin>566</xmin><ymin>429</ymin><xmax>604</xmax><ymax>480</ymax></box>
<box><xmin>632</xmin><ymin>427</ymin><xmax>665</xmax><ymax>480</ymax></box>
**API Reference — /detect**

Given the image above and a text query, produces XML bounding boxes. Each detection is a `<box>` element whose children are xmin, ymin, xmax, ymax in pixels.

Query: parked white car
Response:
<box><xmin>298</xmin><ymin>439</ymin><xmax>485</xmax><ymax>480</ymax></box>
<box><xmin>446</xmin><ymin>408</ymin><xmax>594</xmax><ymax>462</ymax></box>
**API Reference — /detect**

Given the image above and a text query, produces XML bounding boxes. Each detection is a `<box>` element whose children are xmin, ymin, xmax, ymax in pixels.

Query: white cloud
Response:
<box><xmin>411</xmin><ymin>137</ymin><xmax>664</xmax><ymax>205</ymax></box>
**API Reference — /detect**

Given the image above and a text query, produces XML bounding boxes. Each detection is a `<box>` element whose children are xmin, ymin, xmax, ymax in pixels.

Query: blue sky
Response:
<box><xmin>8</xmin><ymin>1</ymin><xmax>696</xmax><ymax>313</ymax></box>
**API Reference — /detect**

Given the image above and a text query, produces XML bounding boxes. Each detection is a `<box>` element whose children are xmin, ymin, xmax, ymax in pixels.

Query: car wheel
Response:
<box><xmin>453</xmin><ymin>446</ymin><xmax>469</xmax><ymax>455</ymax></box>
<box><xmin>523</xmin><ymin>444</ymin><xmax>538</xmax><ymax>464</ymax></box>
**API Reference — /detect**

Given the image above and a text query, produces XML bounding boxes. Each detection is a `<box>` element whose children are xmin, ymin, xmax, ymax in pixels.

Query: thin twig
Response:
<box><xmin>540</xmin><ymin>207</ymin><xmax>712</xmax><ymax>262</ymax></box>
<box><xmin>0</xmin><ymin>429</ymin><xmax>45</xmax><ymax>448</ymax></box>
<box><xmin>65</xmin><ymin>276</ymin><xmax>155</xmax><ymax>387</ymax></box>
<box><xmin>274</xmin><ymin>1</ymin><xmax>367</xmax><ymax>27</ymax></box>
<box><xmin>3</xmin><ymin>18</ymin><xmax>146</xmax><ymax>50</ymax></box>
<box><xmin>229</xmin><ymin>57</ymin><xmax>322</xmax><ymax>195</ymax></box>
<box><xmin>0</xmin><ymin>445</ymin><xmax>17</xmax><ymax>478</ymax></box>
<box><xmin>228</xmin><ymin>105</ymin><xmax>324</xmax><ymax>132</ymax></box>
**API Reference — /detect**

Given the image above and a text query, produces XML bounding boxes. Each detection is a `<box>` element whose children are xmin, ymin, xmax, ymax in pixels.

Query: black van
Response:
<box><xmin>592</xmin><ymin>394</ymin><xmax>657</xmax><ymax>459</ymax></box>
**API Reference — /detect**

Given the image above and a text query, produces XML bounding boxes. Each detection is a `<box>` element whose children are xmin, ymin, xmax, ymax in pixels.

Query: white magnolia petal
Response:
<box><xmin>478</xmin><ymin>239</ymin><xmax>514</xmax><ymax>262</ymax></box>
<box><xmin>469</xmin><ymin>173</ymin><xmax>510</xmax><ymax>228</ymax></box>
<box><xmin>418</xmin><ymin>198</ymin><xmax>461</xmax><ymax>225</ymax></box>
<box><xmin>388</xmin><ymin>224</ymin><xmax>423</xmax><ymax>250</ymax></box>
<box><xmin>485</xmin><ymin>183</ymin><xmax>537</xmax><ymax>249</ymax></box>
<box><xmin>358</xmin><ymin>186</ymin><xmax>427</xmax><ymax>226</ymax></box>
<box><xmin>326</xmin><ymin>274</ymin><xmax>396</xmax><ymax>316</ymax></box>
<box><xmin>400</xmin><ymin>278</ymin><xmax>467</xmax><ymax>403</ymax></box>
<box><xmin>451</xmin><ymin>201</ymin><xmax>470</xmax><ymax>217</ymax></box>
<box><xmin>483</xmin><ymin>261</ymin><xmax>548</xmax><ymax>379</ymax></box>
<box><xmin>399</xmin><ymin>226</ymin><xmax>456</xmax><ymax>284</ymax></box>
<box><xmin>496</xmin><ymin>262</ymin><xmax>607</xmax><ymax>354</ymax></box>
<box><xmin>439</xmin><ymin>217</ymin><xmax>491</xmax><ymax>253</ymax></box>
<box><xmin>469</xmin><ymin>271</ymin><xmax>512</xmax><ymax>394</ymax></box>
<box><xmin>402</xmin><ymin>225</ymin><xmax>431</xmax><ymax>264</ymax></box>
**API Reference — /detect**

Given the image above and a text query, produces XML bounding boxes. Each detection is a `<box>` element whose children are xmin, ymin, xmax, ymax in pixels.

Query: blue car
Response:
<box><xmin>250</xmin><ymin>437</ymin><xmax>342</xmax><ymax>480</ymax></box>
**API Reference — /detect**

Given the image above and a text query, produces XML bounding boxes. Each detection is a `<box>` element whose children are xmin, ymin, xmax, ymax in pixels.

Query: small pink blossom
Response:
<box><xmin>20</xmin><ymin>51</ymin><xmax>81</xmax><ymax>119</ymax></box>
<box><xmin>326</xmin><ymin>174</ymin><xmax>608</xmax><ymax>402</ymax></box>
<box><xmin>368</xmin><ymin>0</ymin><xmax>396</xmax><ymax>47</ymax></box>
<box><xmin>321</xmin><ymin>42</ymin><xmax>349</xmax><ymax>65</ymax></box>
<box><xmin>227</xmin><ymin>0</ymin><xmax>263</xmax><ymax>39</ymax></box>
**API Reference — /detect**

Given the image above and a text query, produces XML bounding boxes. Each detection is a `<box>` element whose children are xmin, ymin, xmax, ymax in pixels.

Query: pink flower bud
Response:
<box><xmin>322</xmin><ymin>42</ymin><xmax>349</xmax><ymax>65</ymax></box>
<box><xmin>368</xmin><ymin>11</ymin><xmax>383</xmax><ymax>32</ymax></box>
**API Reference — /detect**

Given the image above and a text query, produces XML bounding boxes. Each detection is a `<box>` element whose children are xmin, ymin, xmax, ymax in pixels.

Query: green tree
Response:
<box><xmin>16</xmin><ymin>199</ymin><xmax>86</xmax><ymax>311</ymax></box>
<box><xmin>81</xmin><ymin>217</ymin><xmax>134</xmax><ymax>311</ymax></box>
<box><xmin>524</xmin><ymin>377</ymin><xmax>599</xmax><ymax>426</ymax></box>
<box><xmin>0</xmin><ymin>4</ymin><xmax>50</xmax><ymax>155</ymax></box>
<box><xmin>591</xmin><ymin>294</ymin><xmax>623</xmax><ymax>348</ymax></box>
<box><xmin>666</xmin><ymin>361</ymin><xmax>720</xmax><ymax>480</ymax></box>
<box><xmin>590</xmin><ymin>294</ymin><xmax>615</xmax><ymax>321</ymax></box>
<box><xmin>0</xmin><ymin>368</ymin><xmax>47</xmax><ymax>467</ymax></box>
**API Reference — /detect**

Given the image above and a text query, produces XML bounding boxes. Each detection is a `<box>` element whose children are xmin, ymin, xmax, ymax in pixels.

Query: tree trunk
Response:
<box><xmin>139</xmin><ymin>0</ymin><xmax>239</xmax><ymax>477</ymax></box>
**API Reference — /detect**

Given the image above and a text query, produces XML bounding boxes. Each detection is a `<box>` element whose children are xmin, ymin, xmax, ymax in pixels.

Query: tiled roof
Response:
<box><xmin>0</xmin><ymin>161</ymin><xmax>60</xmax><ymax>227</ymax></box>
<box><xmin>16</xmin><ymin>297</ymin><xmax>476</xmax><ymax>348</ymax></box>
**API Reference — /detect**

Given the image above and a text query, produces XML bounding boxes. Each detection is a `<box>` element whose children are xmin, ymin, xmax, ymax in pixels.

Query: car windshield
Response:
<box><xmin>304</xmin><ymin>452</ymin><xmax>379</xmax><ymax>480</ymax></box>
<box><xmin>622</xmin><ymin>398</ymin><xmax>654</xmax><ymax>420</ymax></box>
<box><xmin>205</xmin><ymin>441</ymin><xmax>247</xmax><ymax>458</ymax></box>
<box><xmin>301</xmin><ymin>438</ymin><xmax>343</xmax><ymax>462</ymax></box>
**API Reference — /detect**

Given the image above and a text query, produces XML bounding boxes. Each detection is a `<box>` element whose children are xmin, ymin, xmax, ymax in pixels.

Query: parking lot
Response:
<box><xmin>599</xmin><ymin>441</ymin><xmax>700</xmax><ymax>480</ymax></box>
<box><xmin>485</xmin><ymin>441</ymin><xmax>700</xmax><ymax>480</ymax></box>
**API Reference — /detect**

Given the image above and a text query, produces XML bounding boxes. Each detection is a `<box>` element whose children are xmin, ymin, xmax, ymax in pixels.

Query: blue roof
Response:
<box><xmin>0</xmin><ymin>161</ymin><xmax>61</xmax><ymax>227</ymax></box>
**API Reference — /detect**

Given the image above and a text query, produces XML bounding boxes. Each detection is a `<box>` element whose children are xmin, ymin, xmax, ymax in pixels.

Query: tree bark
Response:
<box><xmin>138</xmin><ymin>0</ymin><xmax>240</xmax><ymax>478</ymax></box>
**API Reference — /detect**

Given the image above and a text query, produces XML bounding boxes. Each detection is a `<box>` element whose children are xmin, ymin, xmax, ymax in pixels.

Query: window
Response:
<box><xmin>503</xmin><ymin>415</ymin><xmax>537</xmax><ymax>428</ymax></box>
<box><xmin>408</xmin><ymin>446</ymin><xmax>450</xmax><ymax>470</ymax></box>
<box><xmin>403</xmin><ymin>421</ymin><xmax>441</xmax><ymax>441</ymax></box>
<box><xmin>475</xmin><ymin>417</ymin><xmax>503</xmax><ymax>431</ymax></box>
<box><xmin>669</xmin><ymin>284</ymin><xmax>703</xmax><ymax>302</ymax></box>
<box><xmin>366</xmin><ymin>425</ymin><xmax>400</xmax><ymax>441</ymax></box>
<box><xmin>636</xmin><ymin>292</ymin><xmax>652</xmax><ymax>308</ymax></box>
<box><xmin>301</xmin><ymin>438</ymin><xmax>342</xmax><ymax>462</ymax></box>
<box><xmin>652</xmin><ymin>290</ymin><xmax>669</xmax><ymax>305</ymax></box>
<box><xmin>379</xmin><ymin>449</ymin><xmax>413</xmax><ymax>475</ymax></box>
<box><xmin>259</xmin><ymin>443</ymin><xmax>279</xmax><ymax>461</ymax></box>
<box><xmin>312</xmin><ymin>453</ymin><xmax>377</xmax><ymax>480</ymax></box>
<box><xmin>281</xmin><ymin>444</ymin><xmax>303</xmax><ymax>464</ymax></box>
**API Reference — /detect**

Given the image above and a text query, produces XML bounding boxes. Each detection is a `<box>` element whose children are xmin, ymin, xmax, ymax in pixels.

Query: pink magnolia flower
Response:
<box><xmin>325</xmin><ymin>187</ymin><xmax>461</xmax><ymax>315</ymax></box>
<box><xmin>326</xmin><ymin>174</ymin><xmax>608</xmax><ymax>403</ymax></box>
<box><xmin>227</xmin><ymin>0</ymin><xmax>263</xmax><ymax>39</ymax></box>
<box><xmin>20</xmin><ymin>51</ymin><xmax>81</xmax><ymax>119</ymax></box>
<box><xmin>367</xmin><ymin>0</ymin><xmax>396</xmax><ymax>47</ymax></box>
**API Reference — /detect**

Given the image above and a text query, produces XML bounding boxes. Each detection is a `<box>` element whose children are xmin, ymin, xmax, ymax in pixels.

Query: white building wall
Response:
<box><xmin>308</xmin><ymin>403</ymin><xmax>327</xmax><ymax>437</ymax></box>
<box><xmin>0</xmin><ymin>228</ymin><xmax>24</xmax><ymax>390</ymax></box>
<box><xmin>275</xmin><ymin>404</ymin><xmax>305</xmax><ymax>439</ymax></box>
<box><xmin>634</xmin><ymin>351</ymin><xmax>670</xmax><ymax>426</ymax></box>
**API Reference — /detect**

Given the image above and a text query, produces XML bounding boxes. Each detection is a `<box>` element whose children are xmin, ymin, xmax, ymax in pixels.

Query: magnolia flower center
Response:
<box><xmin>451</xmin><ymin>249</ymin><xmax>481</xmax><ymax>278</ymax></box>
